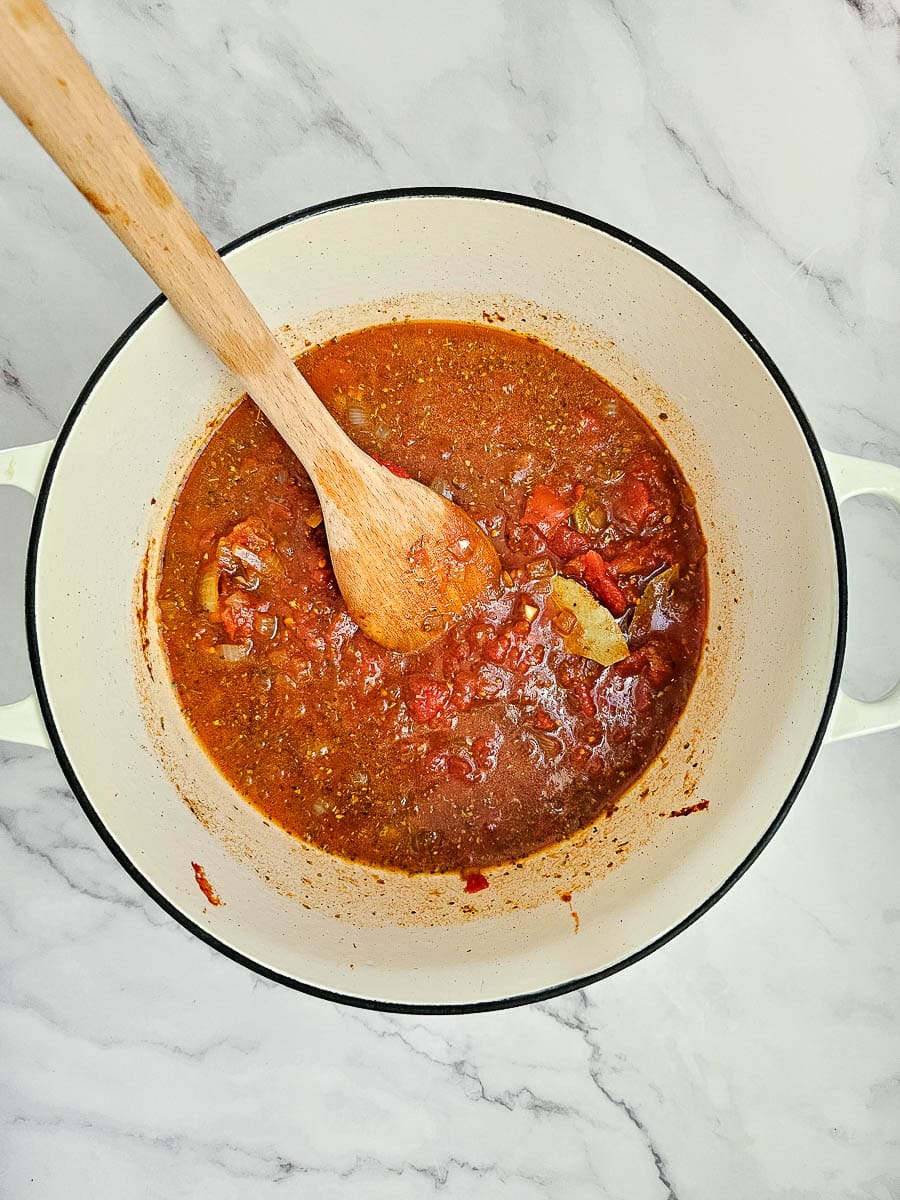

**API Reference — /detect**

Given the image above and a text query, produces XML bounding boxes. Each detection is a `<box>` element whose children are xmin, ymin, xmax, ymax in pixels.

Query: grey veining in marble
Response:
<box><xmin>1</xmin><ymin>1</ymin><xmax>898</xmax><ymax>1196</ymax></box>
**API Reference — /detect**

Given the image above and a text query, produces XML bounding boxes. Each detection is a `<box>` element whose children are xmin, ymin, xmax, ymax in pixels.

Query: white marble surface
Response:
<box><xmin>1</xmin><ymin>0</ymin><xmax>899</xmax><ymax>1195</ymax></box>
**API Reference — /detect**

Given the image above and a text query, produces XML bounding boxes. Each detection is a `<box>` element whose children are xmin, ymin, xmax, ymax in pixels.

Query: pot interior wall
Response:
<box><xmin>32</xmin><ymin>196</ymin><xmax>839</xmax><ymax>1006</ymax></box>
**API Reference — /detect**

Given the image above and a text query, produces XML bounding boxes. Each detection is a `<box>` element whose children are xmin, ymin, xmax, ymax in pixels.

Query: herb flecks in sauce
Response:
<box><xmin>159</xmin><ymin>322</ymin><xmax>707</xmax><ymax>873</ymax></box>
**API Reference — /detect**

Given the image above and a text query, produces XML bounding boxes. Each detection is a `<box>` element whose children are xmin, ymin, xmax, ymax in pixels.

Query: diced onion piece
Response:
<box><xmin>197</xmin><ymin>562</ymin><xmax>220</xmax><ymax>612</ymax></box>
<box><xmin>527</xmin><ymin>557</ymin><xmax>554</xmax><ymax>579</ymax></box>
<box><xmin>451</xmin><ymin>536</ymin><xmax>475</xmax><ymax>562</ymax></box>
<box><xmin>551</xmin><ymin>575</ymin><xmax>629</xmax><ymax>666</ymax></box>
<box><xmin>254</xmin><ymin>613</ymin><xmax>278</xmax><ymax>640</ymax></box>
<box><xmin>347</xmin><ymin>402</ymin><xmax>370</xmax><ymax>429</ymax></box>
<box><xmin>233</xmin><ymin>544</ymin><xmax>266</xmax><ymax>574</ymax></box>
<box><xmin>551</xmin><ymin>608</ymin><xmax>578</xmax><ymax>635</ymax></box>
<box><xmin>510</xmin><ymin>451</ymin><xmax>534</xmax><ymax>484</ymax></box>
<box><xmin>218</xmin><ymin>642</ymin><xmax>251</xmax><ymax>662</ymax></box>
<box><xmin>522</xmin><ymin>603</ymin><xmax>539</xmax><ymax>623</ymax></box>
<box><xmin>306</xmin><ymin>508</ymin><xmax>324</xmax><ymax>529</ymax></box>
<box><xmin>217</xmin><ymin>521</ymin><xmax>284</xmax><ymax>579</ymax></box>
<box><xmin>531</xmin><ymin>729</ymin><xmax>564</xmax><ymax>757</ymax></box>
<box><xmin>429</xmin><ymin>476</ymin><xmax>454</xmax><ymax>500</ymax></box>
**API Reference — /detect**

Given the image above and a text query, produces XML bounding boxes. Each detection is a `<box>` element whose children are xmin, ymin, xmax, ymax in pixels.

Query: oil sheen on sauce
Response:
<box><xmin>157</xmin><ymin>322</ymin><xmax>707</xmax><ymax>874</ymax></box>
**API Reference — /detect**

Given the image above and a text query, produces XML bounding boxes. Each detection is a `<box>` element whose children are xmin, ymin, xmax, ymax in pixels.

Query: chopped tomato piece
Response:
<box><xmin>472</xmin><ymin>734</ymin><xmax>499</xmax><ymax>771</ymax></box>
<box><xmin>567</xmin><ymin>682</ymin><xmax>596</xmax><ymax>719</ymax></box>
<box><xmin>565</xmin><ymin>551</ymin><xmax>628</xmax><ymax>617</ymax></box>
<box><xmin>617</xmin><ymin>641</ymin><xmax>673</xmax><ymax>689</ymax></box>
<box><xmin>217</xmin><ymin>517</ymin><xmax>283</xmax><ymax>578</ymax></box>
<box><xmin>474</xmin><ymin>667</ymin><xmax>503</xmax><ymax>700</ymax></box>
<box><xmin>221</xmin><ymin>595</ymin><xmax>270</xmax><ymax>642</ymax></box>
<box><xmin>606</xmin><ymin>543</ymin><xmax>650</xmax><ymax>576</ymax></box>
<box><xmin>463</xmin><ymin>871</ymin><xmax>489</xmax><ymax>893</ymax></box>
<box><xmin>447</xmin><ymin>754</ymin><xmax>476</xmax><ymax>781</ymax></box>
<box><xmin>547</xmin><ymin>524</ymin><xmax>591</xmax><ymax>559</ymax></box>
<box><xmin>373</xmin><ymin>455</ymin><xmax>411</xmax><ymax>479</ymax></box>
<box><xmin>619</xmin><ymin>475</ymin><xmax>655</xmax><ymax>527</ymax></box>
<box><xmin>441</xmin><ymin>643</ymin><xmax>469</xmax><ymax>677</ymax></box>
<box><xmin>405</xmin><ymin>675</ymin><xmax>450</xmax><ymax>723</ymax></box>
<box><xmin>521</xmin><ymin>485</ymin><xmax>571</xmax><ymax>537</ymax></box>
<box><xmin>507</xmin><ymin>522</ymin><xmax>547</xmax><ymax>557</ymax></box>
<box><xmin>220</xmin><ymin>516</ymin><xmax>273</xmax><ymax>555</ymax></box>
<box><xmin>634</xmin><ymin>676</ymin><xmax>654</xmax><ymax>713</ymax></box>
<box><xmin>451</xmin><ymin>670</ymin><xmax>479</xmax><ymax>711</ymax></box>
<box><xmin>482</xmin><ymin>627</ymin><xmax>516</xmax><ymax>665</ymax></box>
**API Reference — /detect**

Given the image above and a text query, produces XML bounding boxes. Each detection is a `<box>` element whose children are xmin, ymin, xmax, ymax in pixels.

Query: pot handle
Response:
<box><xmin>824</xmin><ymin>449</ymin><xmax>900</xmax><ymax>743</ymax></box>
<box><xmin>0</xmin><ymin>440</ymin><xmax>54</xmax><ymax>748</ymax></box>
<box><xmin>3</xmin><ymin>441</ymin><xmax>895</xmax><ymax>747</ymax></box>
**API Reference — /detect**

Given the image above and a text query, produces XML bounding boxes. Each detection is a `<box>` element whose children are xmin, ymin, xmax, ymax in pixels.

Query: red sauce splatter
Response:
<box><xmin>136</xmin><ymin>552</ymin><xmax>153</xmax><ymax>680</ymax></box>
<box><xmin>191</xmin><ymin>862</ymin><xmax>223</xmax><ymax>905</ymax></box>
<box><xmin>559</xmin><ymin>891</ymin><xmax>580</xmax><ymax>933</ymax></box>
<box><xmin>668</xmin><ymin>799</ymin><xmax>710</xmax><ymax>818</ymax></box>
<box><xmin>463</xmin><ymin>871</ymin><xmax>489</xmax><ymax>894</ymax></box>
<box><xmin>372</xmin><ymin>455</ymin><xmax>411</xmax><ymax>479</ymax></box>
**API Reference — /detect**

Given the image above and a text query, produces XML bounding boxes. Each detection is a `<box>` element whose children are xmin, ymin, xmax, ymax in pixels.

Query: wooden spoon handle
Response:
<box><xmin>0</xmin><ymin>0</ymin><xmax>346</xmax><ymax>467</ymax></box>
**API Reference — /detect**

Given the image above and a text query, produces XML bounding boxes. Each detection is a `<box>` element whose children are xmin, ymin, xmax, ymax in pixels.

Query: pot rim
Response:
<box><xmin>24</xmin><ymin>187</ymin><xmax>848</xmax><ymax>1014</ymax></box>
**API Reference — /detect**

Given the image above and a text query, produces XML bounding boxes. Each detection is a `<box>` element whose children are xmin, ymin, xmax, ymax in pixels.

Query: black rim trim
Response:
<box><xmin>24</xmin><ymin>187</ymin><xmax>848</xmax><ymax>1015</ymax></box>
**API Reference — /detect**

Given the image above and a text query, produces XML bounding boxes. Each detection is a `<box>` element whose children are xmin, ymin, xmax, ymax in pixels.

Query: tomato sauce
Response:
<box><xmin>158</xmin><ymin>322</ymin><xmax>707</xmax><ymax>874</ymax></box>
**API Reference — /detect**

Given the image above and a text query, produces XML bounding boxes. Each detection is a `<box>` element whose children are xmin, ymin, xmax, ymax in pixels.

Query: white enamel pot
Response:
<box><xmin>3</xmin><ymin>191</ymin><xmax>899</xmax><ymax>1012</ymax></box>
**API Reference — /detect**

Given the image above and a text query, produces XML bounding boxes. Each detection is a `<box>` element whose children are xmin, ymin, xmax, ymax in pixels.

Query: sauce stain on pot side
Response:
<box><xmin>191</xmin><ymin>861</ymin><xmax>223</xmax><ymax>906</ymax></box>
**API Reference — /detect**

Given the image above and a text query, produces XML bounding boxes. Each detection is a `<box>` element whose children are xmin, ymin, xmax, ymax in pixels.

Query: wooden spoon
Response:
<box><xmin>0</xmin><ymin>0</ymin><xmax>499</xmax><ymax>652</ymax></box>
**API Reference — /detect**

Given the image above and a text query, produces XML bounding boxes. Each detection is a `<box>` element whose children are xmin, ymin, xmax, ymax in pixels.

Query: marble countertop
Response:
<box><xmin>2</xmin><ymin>1</ymin><xmax>899</xmax><ymax>1195</ymax></box>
